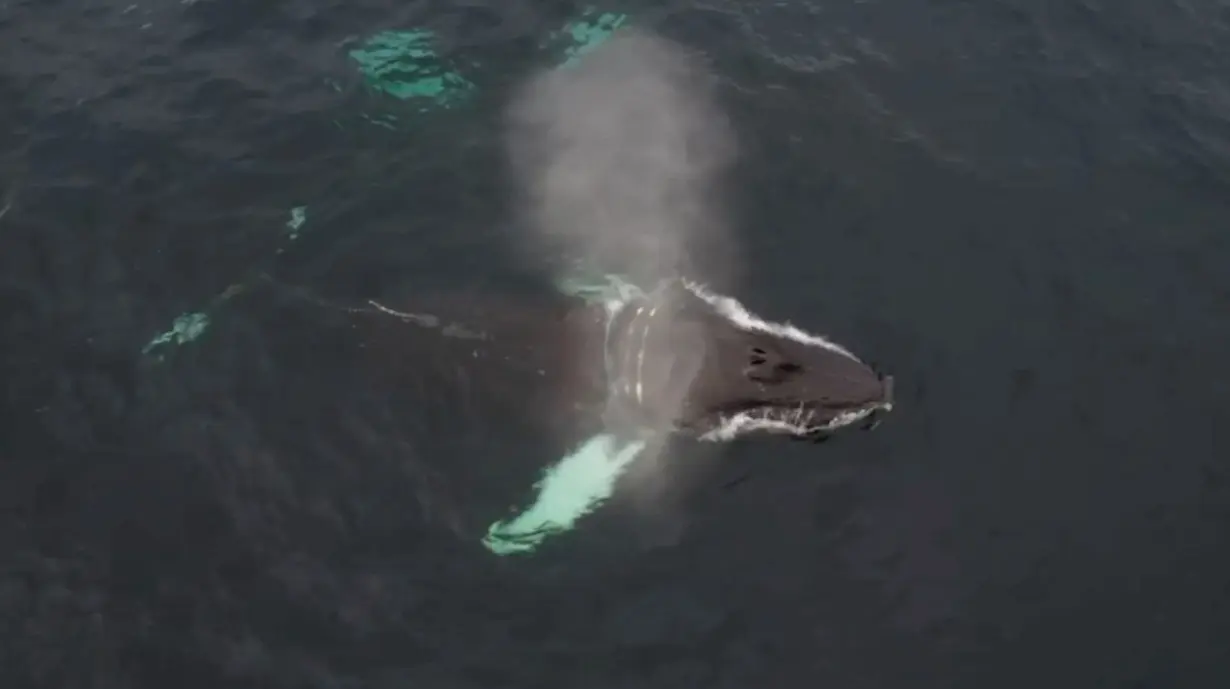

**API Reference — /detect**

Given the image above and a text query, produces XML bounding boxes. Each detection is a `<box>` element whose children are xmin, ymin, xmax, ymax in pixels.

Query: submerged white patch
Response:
<box><xmin>681</xmin><ymin>279</ymin><xmax>862</xmax><ymax>362</ymax></box>
<box><xmin>483</xmin><ymin>432</ymin><xmax>647</xmax><ymax>555</ymax></box>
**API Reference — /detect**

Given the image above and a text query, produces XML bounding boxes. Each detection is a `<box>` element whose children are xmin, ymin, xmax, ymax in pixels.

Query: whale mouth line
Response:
<box><xmin>698</xmin><ymin>402</ymin><xmax>889</xmax><ymax>442</ymax></box>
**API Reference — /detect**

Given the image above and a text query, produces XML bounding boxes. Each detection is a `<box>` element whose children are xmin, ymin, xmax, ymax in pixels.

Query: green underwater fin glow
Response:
<box><xmin>483</xmin><ymin>433</ymin><xmax>647</xmax><ymax>556</ymax></box>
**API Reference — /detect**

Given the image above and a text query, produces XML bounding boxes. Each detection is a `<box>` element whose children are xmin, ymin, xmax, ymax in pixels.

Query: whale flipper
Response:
<box><xmin>482</xmin><ymin>431</ymin><xmax>651</xmax><ymax>555</ymax></box>
<box><xmin>480</xmin><ymin>272</ymin><xmax>678</xmax><ymax>557</ymax></box>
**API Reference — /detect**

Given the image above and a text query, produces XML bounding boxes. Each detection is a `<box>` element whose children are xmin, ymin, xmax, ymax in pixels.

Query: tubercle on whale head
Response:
<box><xmin>601</xmin><ymin>278</ymin><xmax>894</xmax><ymax>442</ymax></box>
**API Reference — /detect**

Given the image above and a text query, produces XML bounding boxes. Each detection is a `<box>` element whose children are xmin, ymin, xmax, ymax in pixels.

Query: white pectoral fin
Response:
<box><xmin>484</xmin><ymin>271</ymin><xmax>659</xmax><ymax>557</ymax></box>
<box><xmin>482</xmin><ymin>432</ymin><xmax>649</xmax><ymax>556</ymax></box>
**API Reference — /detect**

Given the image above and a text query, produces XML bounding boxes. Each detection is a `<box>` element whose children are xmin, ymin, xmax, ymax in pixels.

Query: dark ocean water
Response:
<box><xmin>2</xmin><ymin>1</ymin><xmax>1229</xmax><ymax>688</ymax></box>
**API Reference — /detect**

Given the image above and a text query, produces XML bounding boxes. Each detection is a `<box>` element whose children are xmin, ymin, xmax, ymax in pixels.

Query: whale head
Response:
<box><xmin>603</xmin><ymin>280</ymin><xmax>893</xmax><ymax>442</ymax></box>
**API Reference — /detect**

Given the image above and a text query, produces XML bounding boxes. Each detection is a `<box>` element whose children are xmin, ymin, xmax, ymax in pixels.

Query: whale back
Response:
<box><xmin>246</xmin><ymin>286</ymin><xmax>618</xmax><ymax>537</ymax></box>
<box><xmin>353</xmin><ymin>288</ymin><xmax>613</xmax><ymax>441</ymax></box>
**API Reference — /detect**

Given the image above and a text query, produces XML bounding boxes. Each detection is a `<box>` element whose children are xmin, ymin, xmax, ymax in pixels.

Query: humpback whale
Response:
<box><xmin>257</xmin><ymin>275</ymin><xmax>893</xmax><ymax>556</ymax></box>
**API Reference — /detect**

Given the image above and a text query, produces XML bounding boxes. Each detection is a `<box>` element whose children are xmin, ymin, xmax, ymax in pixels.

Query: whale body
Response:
<box><xmin>249</xmin><ymin>277</ymin><xmax>893</xmax><ymax>555</ymax></box>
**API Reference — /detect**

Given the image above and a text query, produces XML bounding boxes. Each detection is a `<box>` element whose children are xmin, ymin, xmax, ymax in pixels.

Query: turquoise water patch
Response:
<box><xmin>285</xmin><ymin>205</ymin><xmax>307</xmax><ymax>240</ymax></box>
<box><xmin>348</xmin><ymin>10</ymin><xmax>629</xmax><ymax>113</ymax></box>
<box><xmin>483</xmin><ymin>433</ymin><xmax>647</xmax><ymax>555</ymax></box>
<box><xmin>348</xmin><ymin>29</ymin><xmax>475</xmax><ymax>108</ymax></box>
<box><xmin>141</xmin><ymin>311</ymin><xmax>210</xmax><ymax>357</ymax></box>
<box><xmin>143</xmin><ymin>206</ymin><xmax>308</xmax><ymax>360</ymax></box>
<box><xmin>552</xmin><ymin>10</ymin><xmax>629</xmax><ymax>66</ymax></box>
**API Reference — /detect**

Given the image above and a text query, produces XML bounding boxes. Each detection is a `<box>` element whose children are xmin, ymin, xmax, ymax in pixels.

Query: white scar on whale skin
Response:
<box><xmin>618</xmin><ymin>303</ymin><xmax>657</xmax><ymax>406</ymax></box>
<box><xmin>637</xmin><ymin>306</ymin><xmax>658</xmax><ymax>405</ymax></box>
<box><xmin>365</xmin><ymin>300</ymin><xmax>487</xmax><ymax>340</ymax></box>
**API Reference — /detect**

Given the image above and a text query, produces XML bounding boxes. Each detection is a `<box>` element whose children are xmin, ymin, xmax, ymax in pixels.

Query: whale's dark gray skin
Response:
<box><xmin>253</xmin><ymin>278</ymin><xmax>892</xmax><ymax>535</ymax></box>
<box><xmin>601</xmin><ymin>280</ymin><xmax>894</xmax><ymax>442</ymax></box>
<box><xmin>342</xmin><ymin>279</ymin><xmax>893</xmax><ymax>444</ymax></box>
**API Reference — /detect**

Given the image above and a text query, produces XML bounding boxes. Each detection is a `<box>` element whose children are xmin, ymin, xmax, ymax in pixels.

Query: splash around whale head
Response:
<box><xmin>602</xmin><ymin>279</ymin><xmax>894</xmax><ymax>442</ymax></box>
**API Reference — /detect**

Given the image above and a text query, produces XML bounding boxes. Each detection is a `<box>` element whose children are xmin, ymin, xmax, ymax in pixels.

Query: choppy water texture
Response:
<box><xmin>3</xmin><ymin>1</ymin><xmax>1230</xmax><ymax>688</ymax></box>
